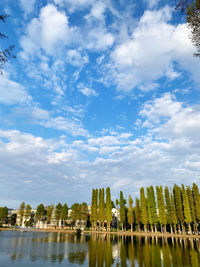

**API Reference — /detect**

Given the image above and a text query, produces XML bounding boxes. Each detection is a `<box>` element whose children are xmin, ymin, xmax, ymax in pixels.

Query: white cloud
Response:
<box><xmin>78</xmin><ymin>83</ymin><xmax>98</xmax><ymax>97</ymax></box>
<box><xmin>0</xmin><ymin>73</ymin><xmax>31</xmax><ymax>105</ymax></box>
<box><xmin>20</xmin><ymin>0</ymin><xmax>36</xmax><ymax>14</ymax></box>
<box><xmin>20</xmin><ymin>4</ymin><xmax>76</xmax><ymax>56</ymax></box>
<box><xmin>107</xmin><ymin>6</ymin><xmax>200</xmax><ymax>92</ymax></box>
<box><xmin>41</xmin><ymin>116</ymin><xmax>89</xmax><ymax>137</ymax></box>
<box><xmin>66</xmin><ymin>49</ymin><xmax>89</xmax><ymax>67</ymax></box>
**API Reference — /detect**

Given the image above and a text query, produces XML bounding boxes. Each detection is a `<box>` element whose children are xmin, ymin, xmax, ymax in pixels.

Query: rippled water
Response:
<box><xmin>0</xmin><ymin>231</ymin><xmax>200</xmax><ymax>266</ymax></box>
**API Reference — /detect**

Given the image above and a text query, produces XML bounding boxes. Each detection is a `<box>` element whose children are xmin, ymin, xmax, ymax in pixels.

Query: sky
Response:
<box><xmin>0</xmin><ymin>0</ymin><xmax>200</xmax><ymax>209</ymax></box>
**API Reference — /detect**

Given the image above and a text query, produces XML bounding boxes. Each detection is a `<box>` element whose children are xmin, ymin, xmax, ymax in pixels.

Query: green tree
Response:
<box><xmin>119</xmin><ymin>191</ymin><xmax>126</xmax><ymax>231</ymax></box>
<box><xmin>156</xmin><ymin>186</ymin><xmax>167</xmax><ymax>233</ymax></box>
<box><xmin>35</xmin><ymin>203</ymin><xmax>45</xmax><ymax>228</ymax></box>
<box><xmin>173</xmin><ymin>184</ymin><xmax>184</xmax><ymax>233</ymax></box>
<box><xmin>140</xmin><ymin>187</ymin><xmax>148</xmax><ymax>232</ymax></box>
<box><xmin>170</xmin><ymin>192</ymin><xmax>178</xmax><ymax>233</ymax></box>
<box><xmin>186</xmin><ymin>186</ymin><xmax>196</xmax><ymax>232</ymax></box>
<box><xmin>181</xmin><ymin>184</ymin><xmax>192</xmax><ymax>233</ymax></box>
<box><xmin>81</xmin><ymin>202</ymin><xmax>88</xmax><ymax>228</ymax></box>
<box><xmin>61</xmin><ymin>203</ymin><xmax>68</xmax><ymax>227</ymax></box>
<box><xmin>46</xmin><ymin>204</ymin><xmax>54</xmax><ymax>224</ymax></box>
<box><xmin>106</xmin><ymin>187</ymin><xmax>112</xmax><ymax>230</ymax></box>
<box><xmin>71</xmin><ymin>203</ymin><xmax>81</xmax><ymax>228</ymax></box>
<box><xmin>0</xmin><ymin>207</ymin><xmax>8</xmax><ymax>224</ymax></box>
<box><xmin>91</xmin><ymin>189</ymin><xmax>98</xmax><ymax>229</ymax></box>
<box><xmin>115</xmin><ymin>198</ymin><xmax>119</xmax><ymax>230</ymax></box>
<box><xmin>24</xmin><ymin>204</ymin><xmax>32</xmax><ymax>226</ymax></box>
<box><xmin>147</xmin><ymin>186</ymin><xmax>158</xmax><ymax>232</ymax></box>
<box><xmin>55</xmin><ymin>203</ymin><xmax>62</xmax><ymax>227</ymax></box>
<box><xmin>127</xmin><ymin>195</ymin><xmax>134</xmax><ymax>232</ymax></box>
<box><xmin>99</xmin><ymin>188</ymin><xmax>105</xmax><ymax>227</ymax></box>
<box><xmin>18</xmin><ymin>201</ymin><xmax>25</xmax><ymax>226</ymax></box>
<box><xmin>165</xmin><ymin>186</ymin><xmax>175</xmax><ymax>233</ymax></box>
<box><xmin>135</xmin><ymin>197</ymin><xmax>141</xmax><ymax>231</ymax></box>
<box><xmin>192</xmin><ymin>183</ymin><xmax>200</xmax><ymax>227</ymax></box>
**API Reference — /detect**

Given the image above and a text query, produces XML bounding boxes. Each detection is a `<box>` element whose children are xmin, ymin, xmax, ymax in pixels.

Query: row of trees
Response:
<box><xmin>120</xmin><ymin>184</ymin><xmax>200</xmax><ymax>234</ymax></box>
<box><xmin>90</xmin><ymin>184</ymin><xmax>200</xmax><ymax>234</ymax></box>
<box><xmin>17</xmin><ymin>201</ymin><xmax>89</xmax><ymax>229</ymax></box>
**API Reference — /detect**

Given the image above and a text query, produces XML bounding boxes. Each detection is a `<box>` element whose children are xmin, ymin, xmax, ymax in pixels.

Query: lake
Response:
<box><xmin>0</xmin><ymin>231</ymin><xmax>200</xmax><ymax>266</ymax></box>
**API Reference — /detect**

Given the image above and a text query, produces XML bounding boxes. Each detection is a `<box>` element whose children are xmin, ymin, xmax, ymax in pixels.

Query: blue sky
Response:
<box><xmin>0</xmin><ymin>0</ymin><xmax>200</xmax><ymax>208</ymax></box>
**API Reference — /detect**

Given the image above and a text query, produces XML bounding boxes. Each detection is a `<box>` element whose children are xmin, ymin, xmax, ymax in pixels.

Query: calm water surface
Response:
<box><xmin>0</xmin><ymin>231</ymin><xmax>200</xmax><ymax>266</ymax></box>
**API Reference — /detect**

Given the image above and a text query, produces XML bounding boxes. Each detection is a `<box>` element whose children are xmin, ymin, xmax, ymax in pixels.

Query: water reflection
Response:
<box><xmin>0</xmin><ymin>231</ymin><xmax>200</xmax><ymax>266</ymax></box>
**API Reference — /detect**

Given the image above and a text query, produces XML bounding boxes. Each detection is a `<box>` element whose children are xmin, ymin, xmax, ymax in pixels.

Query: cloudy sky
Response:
<box><xmin>0</xmin><ymin>0</ymin><xmax>200</xmax><ymax>208</ymax></box>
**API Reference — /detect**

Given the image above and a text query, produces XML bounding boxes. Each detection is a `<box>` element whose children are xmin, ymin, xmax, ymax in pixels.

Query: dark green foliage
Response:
<box><xmin>192</xmin><ymin>183</ymin><xmax>200</xmax><ymax>222</ymax></box>
<box><xmin>106</xmin><ymin>187</ymin><xmax>112</xmax><ymax>228</ymax></box>
<box><xmin>35</xmin><ymin>203</ymin><xmax>45</xmax><ymax>221</ymax></box>
<box><xmin>135</xmin><ymin>198</ymin><xmax>141</xmax><ymax>230</ymax></box>
<box><xmin>140</xmin><ymin>187</ymin><xmax>148</xmax><ymax>231</ymax></box>
<box><xmin>91</xmin><ymin>189</ymin><xmax>98</xmax><ymax>227</ymax></box>
<box><xmin>46</xmin><ymin>204</ymin><xmax>54</xmax><ymax>223</ymax></box>
<box><xmin>119</xmin><ymin>191</ymin><xmax>126</xmax><ymax>230</ymax></box>
<box><xmin>147</xmin><ymin>186</ymin><xmax>157</xmax><ymax>226</ymax></box>
<box><xmin>156</xmin><ymin>186</ymin><xmax>167</xmax><ymax>232</ymax></box>
<box><xmin>127</xmin><ymin>195</ymin><xmax>134</xmax><ymax>231</ymax></box>
<box><xmin>186</xmin><ymin>186</ymin><xmax>196</xmax><ymax>222</ymax></box>
<box><xmin>99</xmin><ymin>188</ymin><xmax>105</xmax><ymax>225</ymax></box>
<box><xmin>0</xmin><ymin>207</ymin><xmax>8</xmax><ymax>223</ymax></box>
<box><xmin>55</xmin><ymin>203</ymin><xmax>62</xmax><ymax>221</ymax></box>
<box><xmin>173</xmin><ymin>184</ymin><xmax>184</xmax><ymax>223</ymax></box>
<box><xmin>61</xmin><ymin>203</ymin><xmax>68</xmax><ymax>221</ymax></box>
<box><xmin>181</xmin><ymin>184</ymin><xmax>192</xmax><ymax>224</ymax></box>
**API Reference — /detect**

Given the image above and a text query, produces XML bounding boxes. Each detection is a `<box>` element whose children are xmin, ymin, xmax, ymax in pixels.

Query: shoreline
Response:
<box><xmin>1</xmin><ymin>228</ymin><xmax>200</xmax><ymax>239</ymax></box>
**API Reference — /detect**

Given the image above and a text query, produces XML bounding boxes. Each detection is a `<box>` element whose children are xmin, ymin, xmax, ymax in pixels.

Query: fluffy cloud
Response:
<box><xmin>20</xmin><ymin>4</ymin><xmax>76</xmax><ymax>56</ymax></box>
<box><xmin>108</xmin><ymin>6</ymin><xmax>200</xmax><ymax>91</ymax></box>
<box><xmin>66</xmin><ymin>49</ymin><xmax>89</xmax><ymax>67</ymax></box>
<box><xmin>0</xmin><ymin>73</ymin><xmax>31</xmax><ymax>105</ymax></box>
<box><xmin>78</xmin><ymin>83</ymin><xmax>98</xmax><ymax>97</ymax></box>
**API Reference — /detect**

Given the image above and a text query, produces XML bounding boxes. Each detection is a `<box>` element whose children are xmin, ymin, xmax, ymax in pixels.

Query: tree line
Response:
<box><xmin>1</xmin><ymin>183</ymin><xmax>200</xmax><ymax>235</ymax></box>
<box><xmin>90</xmin><ymin>184</ymin><xmax>200</xmax><ymax>234</ymax></box>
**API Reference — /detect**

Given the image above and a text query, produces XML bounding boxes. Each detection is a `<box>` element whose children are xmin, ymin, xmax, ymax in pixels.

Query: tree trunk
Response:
<box><xmin>122</xmin><ymin>222</ymin><xmax>124</xmax><ymax>231</ymax></box>
<box><xmin>131</xmin><ymin>223</ymin><xmax>133</xmax><ymax>232</ymax></box>
<box><xmin>170</xmin><ymin>224</ymin><xmax>173</xmax><ymax>234</ymax></box>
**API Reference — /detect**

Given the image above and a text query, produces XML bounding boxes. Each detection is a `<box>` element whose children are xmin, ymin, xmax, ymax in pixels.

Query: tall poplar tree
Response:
<box><xmin>156</xmin><ymin>186</ymin><xmax>167</xmax><ymax>233</ymax></box>
<box><xmin>165</xmin><ymin>186</ymin><xmax>174</xmax><ymax>233</ymax></box>
<box><xmin>140</xmin><ymin>187</ymin><xmax>148</xmax><ymax>232</ymax></box>
<box><xmin>99</xmin><ymin>188</ymin><xmax>105</xmax><ymax>227</ymax></box>
<box><xmin>119</xmin><ymin>191</ymin><xmax>126</xmax><ymax>231</ymax></box>
<box><xmin>173</xmin><ymin>184</ymin><xmax>184</xmax><ymax>233</ymax></box>
<box><xmin>192</xmin><ymin>183</ymin><xmax>200</xmax><ymax>225</ymax></box>
<box><xmin>181</xmin><ymin>184</ymin><xmax>192</xmax><ymax>234</ymax></box>
<box><xmin>106</xmin><ymin>187</ymin><xmax>112</xmax><ymax>230</ymax></box>
<box><xmin>147</xmin><ymin>186</ymin><xmax>157</xmax><ymax>232</ymax></box>
<box><xmin>170</xmin><ymin>192</ymin><xmax>178</xmax><ymax>233</ymax></box>
<box><xmin>127</xmin><ymin>195</ymin><xmax>134</xmax><ymax>232</ymax></box>
<box><xmin>91</xmin><ymin>189</ymin><xmax>96</xmax><ymax>229</ymax></box>
<box><xmin>186</xmin><ymin>186</ymin><xmax>196</xmax><ymax>231</ymax></box>
<box><xmin>135</xmin><ymin>198</ymin><xmax>141</xmax><ymax>231</ymax></box>
<box><xmin>46</xmin><ymin>204</ymin><xmax>54</xmax><ymax>225</ymax></box>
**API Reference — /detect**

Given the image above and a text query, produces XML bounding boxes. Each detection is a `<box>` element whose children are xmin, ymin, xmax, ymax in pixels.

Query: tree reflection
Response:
<box><xmin>0</xmin><ymin>232</ymin><xmax>200</xmax><ymax>266</ymax></box>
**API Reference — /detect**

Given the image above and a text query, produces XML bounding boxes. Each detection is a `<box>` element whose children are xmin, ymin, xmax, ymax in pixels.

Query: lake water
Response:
<box><xmin>0</xmin><ymin>231</ymin><xmax>200</xmax><ymax>266</ymax></box>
